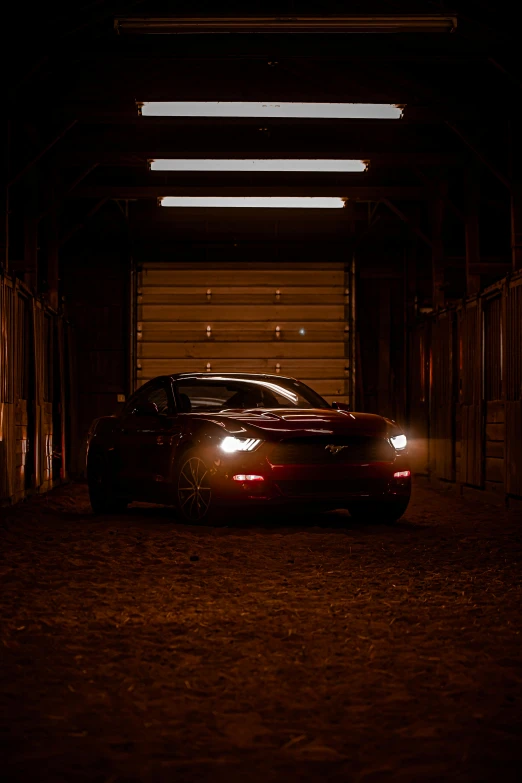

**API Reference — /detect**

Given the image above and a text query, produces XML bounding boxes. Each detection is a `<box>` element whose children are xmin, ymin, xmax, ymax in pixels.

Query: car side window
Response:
<box><xmin>147</xmin><ymin>386</ymin><xmax>170</xmax><ymax>415</ymax></box>
<box><xmin>123</xmin><ymin>381</ymin><xmax>173</xmax><ymax>416</ymax></box>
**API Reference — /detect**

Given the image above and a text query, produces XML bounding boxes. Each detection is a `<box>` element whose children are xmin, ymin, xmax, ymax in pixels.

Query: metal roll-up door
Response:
<box><xmin>136</xmin><ymin>262</ymin><xmax>351</xmax><ymax>403</ymax></box>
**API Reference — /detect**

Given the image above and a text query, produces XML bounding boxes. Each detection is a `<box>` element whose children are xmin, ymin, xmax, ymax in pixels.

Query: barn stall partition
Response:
<box><xmin>0</xmin><ymin>272</ymin><xmax>71</xmax><ymax>504</ymax></box>
<box><xmin>421</xmin><ymin>271</ymin><xmax>522</xmax><ymax>506</ymax></box>
<box><xmin>430</xmin><ymin>309</ymin><xmax>457</xmax><ymax>484</ymax></box>
<box><xmin>505</xmin><ymin>274</ymin><xmax>522</xmax><ymax>498</ymax></box>
<box><xmin>407</xmin><ymin>319</ymin><xmax>430</xmax><ymax>476</ymax></box>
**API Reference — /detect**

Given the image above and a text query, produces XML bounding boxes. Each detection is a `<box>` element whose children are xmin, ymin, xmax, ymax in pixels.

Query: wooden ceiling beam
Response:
<box><xmin>381</xmin><ymin>198</ymin><xmax>433</xmax><ymax>246</ymax></box>
<box><xmin>74</xmin><ymin>185</ymin><xmax>429</xmax><ymax>201</ymax></box>
<box><xmin>446</xmin><ymin>121</ymin><xmax>512</xmax><ymax>190</ymax></box>
<box><xmin>114</xmin><ymin>16</ymin><xmax>458</xmax><ymax>35</ymax></box>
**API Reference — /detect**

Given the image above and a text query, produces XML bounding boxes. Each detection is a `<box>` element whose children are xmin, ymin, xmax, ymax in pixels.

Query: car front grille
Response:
<box><xmin>275</xmin><ymin>479</ymin><xmax>388</xmax><ymax>497</ymax></box>
<box><xmin>269</xmin><ymin>436</ymin><xmax>394</xmax><ymax>465</ymax></box>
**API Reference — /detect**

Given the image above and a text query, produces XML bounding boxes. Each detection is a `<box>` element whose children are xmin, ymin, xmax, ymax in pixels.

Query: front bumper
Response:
<box><xmin>208</xmin><ymin>444</ymin><xmax>411</xmax><ymax>508</ymax></box>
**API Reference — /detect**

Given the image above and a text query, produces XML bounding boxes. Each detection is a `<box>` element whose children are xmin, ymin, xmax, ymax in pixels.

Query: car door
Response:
<box><xmin>138</xmin><ymin>380</ymin><xmax>182</xmax><ymax>500</ymax></box>
<box><xmin>114</xmin><ymin>379</ymin><xmax>181</xmax><ymax>500</ymax></box>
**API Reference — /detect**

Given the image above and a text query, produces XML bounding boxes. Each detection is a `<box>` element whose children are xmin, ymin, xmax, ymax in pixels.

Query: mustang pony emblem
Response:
<box><xmin>325</xmin><ymin>444</ymin><xmax>348</xmax><ymax>455</ymax></box>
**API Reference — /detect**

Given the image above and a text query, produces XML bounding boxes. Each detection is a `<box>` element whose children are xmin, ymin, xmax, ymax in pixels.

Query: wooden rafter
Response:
<box><xmin>446</xmin><ymin>121</ymin><xmax>511</xmax><ymax>191</ymax></box>
<box><xmin>381</xmin><ymin>198</ymin><xmax>432</xmax><ymax>246</ymax></box>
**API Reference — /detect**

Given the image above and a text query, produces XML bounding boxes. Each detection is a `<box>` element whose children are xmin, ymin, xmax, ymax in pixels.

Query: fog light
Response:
<box><xmin>233</xmin><ymin>474</ymin><xmax>265</xmax><ymax>482</ymax></box>
<box><xmin>393</xmin><ymin>470</ymin><xmax>411</xmax><ymax>478</ymax></box>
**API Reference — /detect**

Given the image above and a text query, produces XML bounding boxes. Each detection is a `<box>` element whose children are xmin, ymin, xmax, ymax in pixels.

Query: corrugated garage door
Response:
<box><xmin>136</xmin><ymin>262</ymin><xmax>351</xmax><ymax>403</ymax></box>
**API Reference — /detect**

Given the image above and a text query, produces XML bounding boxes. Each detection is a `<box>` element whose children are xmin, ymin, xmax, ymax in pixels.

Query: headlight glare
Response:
<box><xmin>390</xmin><ymin>434</ymin><xmax>407</xmax><ymax>451</ymax></box>
<box><xmin>221</xmin><ymin>436</ymin><xmax>262</xmax><ymax>453</ymax></box>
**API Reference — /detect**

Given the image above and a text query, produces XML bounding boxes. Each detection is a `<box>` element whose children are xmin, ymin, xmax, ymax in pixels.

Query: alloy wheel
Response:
<box><xmin>177</xmin><ymin>456</ymin><xmax>212</xmax><ymax>522</ymax></box>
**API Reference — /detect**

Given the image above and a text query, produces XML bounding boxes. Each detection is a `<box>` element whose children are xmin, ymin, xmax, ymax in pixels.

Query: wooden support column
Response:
<box><xmin>1</xmin><ymin>119</ymin><xmax>9</xmax><ymax>271</ymax></box>
<box><xmin>378</xmin><ymin>283</ymin><xmax>391</xmax><ymax>417</ymax></box>
<box><xmin>431</xmin><ymin>196</ymin><xmax>445</xmax><ymax>310</ymax></box>
<box><xmin>507</xmin><ymin>117</ymin><xmax>522</xmax><ymax>271</ymax></box>
<box><xmin>47</xmin><ymin>214</ymin><xmax>60</xmax><ymax>310</ymax></box>
<box><xmin>405</xmin><ymin>240</ymin><xmax>418</xmax><ymax>322</ymax></box>
<box><xmin>402</xmin><ymin>241</ymin><xmax>417</xmax><ymax>424</ymax></box>
<box><xmin>465</xmin><ymin>165</ymin><xmax>482</xmax><ymax>295</ymax></box>
<box><xmin>45</xmin><ymin>209</ymin><xmax>60</xmax><ymax>311</ymax></box>
<box><xmin>512</xmin><ymin>183</ymin><xmax>522</xmax><ymax>271</ymax></box>
<box><xmin>22</xmin><ymin>179</ymin><xmax>39</xmax><ymax>291</ymax></box>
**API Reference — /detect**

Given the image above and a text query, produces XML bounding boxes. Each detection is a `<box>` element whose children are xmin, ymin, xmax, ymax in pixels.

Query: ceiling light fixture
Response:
<box><xmin>117</xmin><ymin>16</ymin><xmax>457</xmax><ymax>34</ymax></box>
<box><xmin>159</xmin><ymin>196</ymin><xmax>345</xmax><ymax>209</ymax></box>
<box><xmin>150</xmin><ymin>159</ymin><xmax>368</xmax><ymax>173</ymax></box>
<box><xmin>138</xmin><ymin>102</ymin><xmax>403</xmax><ymax>120</ymax></box>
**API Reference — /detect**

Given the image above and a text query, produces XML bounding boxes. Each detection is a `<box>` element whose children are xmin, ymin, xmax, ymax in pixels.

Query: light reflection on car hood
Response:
<box><xmin>190</xmin><ymin>408</ymin><xmax>390</xmax><ymax>438</ymax></box>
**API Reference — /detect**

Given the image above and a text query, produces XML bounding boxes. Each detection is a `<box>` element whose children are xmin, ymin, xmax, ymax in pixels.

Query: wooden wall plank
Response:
<box><xmin>140</xmin><ymin>304</ymin><xmax>345</xmax><ymax>322</ymax></box>
<box><xmin>506</xmin><ymin>401</ymin><xmax>522</xmax><ymax>496</ymax></box>
<box><xmin>430</xmin><ymin>312</ymin><xmax>456</xmax><ymax>481</ymax></box>
<box><xmin>141</xmin><ymin>268</ymin><xmax>345</xmax><ymax>287</ymax></box>
<box><xmin>138</xmin><ymin>357</ymin><xmax>348</xmax><ymax>381</ymax></box>
<box><xmin>486</xmin><ymin>422</ymin><xmax>504</xmax><ymax>442</ymax></box>
<box><xmin>486</xmin><ymin>400</ymin><xmax>505</xmax><ymax>423</ymax></box>
<box><xmin>139</xmin><ymin>342</ymin><xmax>345</xmax><ymax>360</ymax></box>
<box><xmin>485</xmin><ymin>457</ymin><xmax>505</xmax><ymax>483</ymax></box>
<box><xmin>141</xmin><ymin>293</ymin><xmax>347</xmax><ymax>306</ymax></box>
<box><xmin>140</xmin><ymin>320</ymin><xmax>346</xmax><ymax>334</ymax></box>
<box><xmin>138</xmin><ymin>327</ymin><xmax>347</xmax><ymax>343</ymax></box>
<box><xmin>485</xmin><ymin>441</ymin><xmax>504</xmax><ymax>459</ymax></box>
<box><xmin>459</xmin><ymin>300</ymin><xmax>484</xmax><ymax>488</ymax></box>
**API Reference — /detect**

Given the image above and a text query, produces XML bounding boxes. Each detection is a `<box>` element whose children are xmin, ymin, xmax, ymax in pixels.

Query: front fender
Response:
<box><xmin>86</xmin><ymin>416</ymin><xmax>118</xmax><ymax>462</ymax></box>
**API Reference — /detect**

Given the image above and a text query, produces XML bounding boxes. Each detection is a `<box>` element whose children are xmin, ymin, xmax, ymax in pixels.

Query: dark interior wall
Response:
<box><xmin>355</xmin><ymin>237</ymin><xmax>409</xmax><ymax>425</ymax></box>
<box><xmin>357</xmin><ymin>275</ymin><xmax>406</xmax><ymax>424</ymax></box>
<box><xmin>62</xmin><ymin>209</ymin><xmax>129</xmax><ymax>474</ymax></box>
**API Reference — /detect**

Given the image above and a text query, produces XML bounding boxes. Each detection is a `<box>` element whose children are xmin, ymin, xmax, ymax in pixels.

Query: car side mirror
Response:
<box><xmin>133</xmin><ymin>402</ymin><xmax>159</xmax><ymax>417</ymax></box>
<box><xmin>332</xmin><ymin>401</ymin><xmax>351</xmax><ymax>412</ymax></box>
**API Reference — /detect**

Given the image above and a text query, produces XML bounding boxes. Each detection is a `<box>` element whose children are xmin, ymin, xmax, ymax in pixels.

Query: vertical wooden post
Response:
<box><xmin>1</xmin><ymin>119</ymin><xmax>8</xmax><ymax>272</ymax></box>
<box><xmin>40</xmin><ymin>208</ymin><xmax>60</xmax><ymax>310</ymax></box>
<box><xmin>23</xmin><ymin>208</ymin><xmax>38</xmax><ymax>293</ymax></box>
<box><xmin>511</xmin><ymin>183</ymin><xmax>522</xmax><ymax>272</ymax></box>
<box><xmin>378</xmin><ymin>282</ymin><xmax>391</xmax><ymax>417</ymax></box>
<box><xmin>431</xmin><ymin>196</ymin><xmax>445</xmax><ymax>310</ymax></box>
<box><xmin>465</xmin><ymin>165</ymin><xmax>482</xmax><ymax>295</ymax></box>
<box><xmin>349</xmin><ymin>254</ymin><xmax>357</xmax><ymax>412</ymax></box>
<box><xmin>509</xmin><ymin>118</ymin><xmax>522</xmax><ymax>272</ymax></box>
<box><xmin>44</xmin><ymin>209</ymin><xmax>60</xmax><ymax>311</ymax></box>
<box><xmin>405</xmin><ymin>232</ymin><xmax>418</xmax><ymax>329</ymax></box>
<box><xmin>57</xmin><ymin>318</ymin><xmax>67</xmax><ymax>481</ymax></box>
<box><xmin>404</xmin><ymin>240</ymin><xmax>417</xmax><ymax>423</ymax></box>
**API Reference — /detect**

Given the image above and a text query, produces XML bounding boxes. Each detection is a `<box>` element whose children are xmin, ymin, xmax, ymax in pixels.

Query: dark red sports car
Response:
<box><xmin>87</xmin><ymin>373</ymin><xmax>411</xmax><ymax>523</ymax></box>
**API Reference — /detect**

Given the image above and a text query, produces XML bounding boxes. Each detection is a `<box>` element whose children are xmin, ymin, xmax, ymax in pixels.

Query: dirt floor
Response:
<box><xmin>1</xmin><ymin>483</ymin><xmax>522</xmax><ymax>783</ymax></box>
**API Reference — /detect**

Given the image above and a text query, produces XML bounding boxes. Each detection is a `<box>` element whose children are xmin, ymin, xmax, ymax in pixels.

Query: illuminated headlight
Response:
<box><xmin>390</xmin><ymin>434</ymin><xmax>407</xmax><ymax>451</ymax></box>
<box><xmin>221</xmin><ymin>436</ymin><xmax>262</xmax><ymax>453</ymax></box>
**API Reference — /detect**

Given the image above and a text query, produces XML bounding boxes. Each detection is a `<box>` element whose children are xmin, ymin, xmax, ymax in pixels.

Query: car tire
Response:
<box><xmin>175</xmin><ymin>448</ymin><xmax>217</xmax><ymax>524</ymax></box>
<box><xmin>347</xmin><ymin>497</ymin><xmax>410</xmax><ymax>524</ymax></box>
<box><xmin>88</xmin><ymin>452</ymin><xmax>129</xmax><ymax>515</ymax></box>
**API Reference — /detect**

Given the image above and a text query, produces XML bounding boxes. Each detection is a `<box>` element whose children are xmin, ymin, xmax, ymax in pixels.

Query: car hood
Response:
<box><xmin>194</xmin><ymin>408</ymin><xmax>394</xmax><ymax>440</ymax></box>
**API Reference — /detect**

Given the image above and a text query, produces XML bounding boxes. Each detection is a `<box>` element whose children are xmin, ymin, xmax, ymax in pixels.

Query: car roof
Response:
<box><xmin>169</xmin><ymin>372</ymin><xmax>298</xmax><ymax>383</ymax></box>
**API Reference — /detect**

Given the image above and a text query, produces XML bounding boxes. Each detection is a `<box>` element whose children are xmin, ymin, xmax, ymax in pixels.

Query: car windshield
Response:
<box><xmin>175</xmin><ymin>376</ymin><xmax>330</xmax><ymax>413</ymax></box>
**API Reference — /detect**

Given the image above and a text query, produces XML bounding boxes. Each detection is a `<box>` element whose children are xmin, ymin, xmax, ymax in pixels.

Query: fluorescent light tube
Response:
<box><xmin>159</xmin><ymin>197</ymin><xmax>345</xmax><ymax>208</ymax></box>
<box><xmin>150</xmin><ymin>159</ymin><xmax>368</xmax><ymax>173</ymax></box>
<box><xmin>117</xmin><ymin>17</ymin><xmax>457</xmax><ymax>34</ymax></box>
<box><xmin>139</xmin><ymin>102</ymin><xmax>403</xmax><ymax>119</ymax></box>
